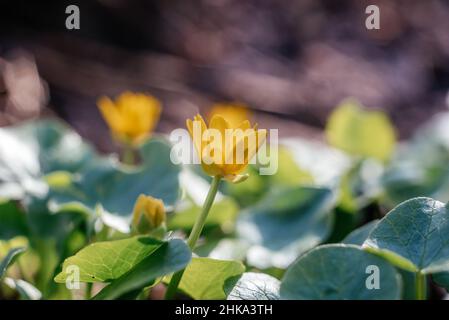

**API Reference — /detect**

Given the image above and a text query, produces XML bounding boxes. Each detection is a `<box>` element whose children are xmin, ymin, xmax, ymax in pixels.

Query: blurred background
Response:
<box><xmin>1</xmin><ymin>0</ymin><xmax>449</xmax><ymax>151</ymax></box>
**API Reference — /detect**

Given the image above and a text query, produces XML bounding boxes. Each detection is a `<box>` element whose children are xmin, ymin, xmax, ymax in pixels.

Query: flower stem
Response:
<box><xmin>415</xmin><ymin>272</ymin><xmax>427</xmax><ymax>300</ymax></box>
<box><xmin>122</xmin><ymin>144</ymin><xmax>135</xmax><ymax>165</ymax></box>
<box><xmin>165</xmin><ymin>175</ymin><xmax>222</xmax><ymax>299</ymax></box>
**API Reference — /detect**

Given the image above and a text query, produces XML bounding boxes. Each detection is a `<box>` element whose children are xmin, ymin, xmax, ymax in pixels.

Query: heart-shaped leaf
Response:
<box><xmin>93</xmin><ymin>239</ymin><xmax>191</xmax><ymax>300</ymax></box>
<box><xmin>55</xmin><ymin>236</ymin><xmax>168</xmax><ymax>283</ymax></box>
<box><xmin>364</xmin><ymin>197</ymin><xmax>449</xmax><ymax>274</ymax></box>
<box><xmin>280</xmin><ymin>244</ymin><xmax>401</xmax><ymax>300</ymax></box>
<box><xmin>236</xmin><ymin>186</ymin><xmax>336</xmax><ymax>269</ymax></box>
<box><xmin>225</xmin><ymin>272</ymin><xmax>280</xmax><ymax>300</ymax></box>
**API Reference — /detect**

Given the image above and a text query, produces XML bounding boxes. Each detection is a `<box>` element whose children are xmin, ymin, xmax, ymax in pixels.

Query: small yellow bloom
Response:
<box><xmin>208</xmin><ymin>103</ymin><xmax>251</xmax><ymax>128</ymax></box>
<box><xmin>186</xmin><ymin>114</ymin><xmax>267</xmax><ymax>183</ymax></box>
<box><xmin>97</xmin><ymin>92</ymin><xmax>161</xmax><ymax>146</ymax></box>
<box><xmin>132</xmin><ymin>194</ymin><xmax>166</xmax><ymax>235</ymax></box>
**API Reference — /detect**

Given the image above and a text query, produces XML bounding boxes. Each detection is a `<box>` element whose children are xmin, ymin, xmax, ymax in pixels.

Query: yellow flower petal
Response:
<box><xmin>97</xmin><ymin>92</ymin><xmax>162</xmax><ymax>146</ymax></box>
<box><xmin>186</xmin><ymin>107</ymin><xmax>267</xmax><ymax>180</ymax></box>
<box><xmin>208</xmin><ymin>103</ymin><xmax>251</xmax><ymax>128</ymax></box>
<box><xmin>132</xmin><ymin>194</ymin><xmax>166</xmax><ymax>235</ymax></box>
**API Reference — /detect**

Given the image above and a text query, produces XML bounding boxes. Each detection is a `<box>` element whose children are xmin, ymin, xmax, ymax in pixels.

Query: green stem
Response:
<box><xmin>85</xmin><ymin>282</ymin><xmax>93</xmax><ymax>300</ymax></box>
<box><xmin>122</xmin><ymin>145</ymin><xmax>135</xmax><ymax>165</ymax></box>
<box><xmin>165</xmin><ymin>175</ymin><xmax>222</xmax><ymax>299</ymax></box>
<box><xmin>415</xmin><ymin>272</ymin><xmax>427</xmax><ymax>300</ymax></box>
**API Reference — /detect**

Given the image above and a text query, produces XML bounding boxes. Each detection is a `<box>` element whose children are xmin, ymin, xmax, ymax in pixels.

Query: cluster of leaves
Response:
<box><xmin>2</xmin><ymin>100</ymin><xmax>449</xmax><ymax>300</ymax></box>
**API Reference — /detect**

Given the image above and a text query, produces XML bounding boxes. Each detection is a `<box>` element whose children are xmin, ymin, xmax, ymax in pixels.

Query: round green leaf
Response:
<box><xmin>237</xmin><ymin>186</ymin><xmax>336</xmax><ymax>269</ymax></box>
<box><xmin>364</xmin><ymin>197</ymin><xmax>449</xmax><ymax>274</ymax></box>
<box><xmin>280</xmin><ymin>244</ymin><xmax>401</xmax><ymax>300</ymax></box>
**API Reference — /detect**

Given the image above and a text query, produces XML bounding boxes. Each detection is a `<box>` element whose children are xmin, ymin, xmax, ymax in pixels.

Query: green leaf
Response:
<box><xmin>325</xmin><ymin>99</ymin><xmax>396</xmax><ymax>161</ymax></box>
<box><xmin>49</xmin><ymin>138</ymin><xmax>181</xmax><ymax>217</ymax></box>
<box><xmin>342</xmin><ymin>220</ymin><xmax>379</xmax><ymax>245</ymax></box>
<box><xmin>0</xmin><ymin>246</ymin><xmax>26</xmax><ymax>278</ymax></box>
<box><xmin>381</xmin><ymin>113</ymin><xmax>449</xmax><ymax>207</ymax></box>
<box><xmin>280</xmin><ymin>244</ymin><xmax>401</xmax><ymax>300</ymax></box>
<box><xmin>0</xmin><ymin>119</ymin><xmax>95</xmax><ymax>200</ymax></box>
<box><xmin>4</xmin><ymin>277</ymin><xmax>42</xmax><ymax>300</ymax></box>
<box><xmin>93</xmin><ymin>239</ymin><xmax>191</xmax><ymax>300</ymax></box>
<box><xmin>169</xmin><ymin>198</ymin><xmax>239</xmax><ymax>232</ymax></box>
<box><xmin>11</xmin><ymin>119</ymin><xmax>95</xmax><ymax>174</ymax></box>
<box><xmin>54</xmin><ymin>236</ymin><xmax>167</xmax><ymax>283</ymax></box>
<box><xmin>364</xmin><ymin>197</ymin><xmax>449</xmax><ymax>274</ymax></box>
<box><xmin>338</xmin><ymin>220</ymin><xmax>421</xmax><ymax>299</ymax></box>
<box><xmin>433</xmin><ymin>272</ymin><xmax>449</xmax><ymax>291</ymax></box>
<box><xmin>237</xmin><ymin>186</ymin><xmax>335</xmax><ymax>269</ymax></box>
<box><xmin>0</xmin><ymin>201</ymin><xmax>29</xmax><ymax>240</ymax></box>
<box><xmin>167</xmin><ymin>257</ymin><xmax>245</xmax><ymax>300</ymax></box>
<box><xmin>225</xmin><ymin>272</ymin><xmax>280</xmax><ymax>300</ymax></box>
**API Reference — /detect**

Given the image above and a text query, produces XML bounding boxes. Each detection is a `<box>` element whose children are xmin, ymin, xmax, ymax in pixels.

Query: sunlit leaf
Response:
<box><xmin>225</xmin><ymin>272</ymin><xmax>280</xmax><ymax>300</ymax></box>
<box><xmin>165</xmin><ymin>257</ymin><xmax>245</xmax><ymax>300</ymax></box>
<box><xmin>364</xmin><ymin>197</ymin><xmax>449</xmax><ymax>274</ymax></box>
<box><xmin>55</xmin><ymin>236</ymin><xmax>167</xmax><ymax>283</ymax></box>
<box><xmin>93</xmin><ymin>239</ymin><xmax>191</xmax><ymax>300</ymax></box>
<box><xmin>326</xmin><ymin>99</ymin><xmax>396</xmax><ymax>161</ymax></box>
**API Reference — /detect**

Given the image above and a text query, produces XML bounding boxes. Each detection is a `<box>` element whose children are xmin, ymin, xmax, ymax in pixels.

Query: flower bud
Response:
<box><xmin>131</xmin><ymin>194</ymin><xmax>166</xmax><ymax>236</ymax></box>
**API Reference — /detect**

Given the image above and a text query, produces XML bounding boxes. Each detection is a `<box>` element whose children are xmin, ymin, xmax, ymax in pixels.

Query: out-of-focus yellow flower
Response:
<box><xmin>97</xmin><ymin>92</ymin><xmax>161</xmax><ymax>146</ymax></box>
<box><xmin>132</xmin><ymin>194</ymin><xmax>166</xmax><ymax>235</ymax></box>
<box><xmin>208</xmin><ymin>103</ymin><xmax>251</xmax><ymax>128</ymax></box>
<box><xmin>186</xmin><ymin>114</ymin><xmax>267</xmax><ymax>183</ymax></box>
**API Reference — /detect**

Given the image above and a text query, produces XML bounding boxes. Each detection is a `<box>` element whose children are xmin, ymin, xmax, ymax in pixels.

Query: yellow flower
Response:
<box><xmin>132</xmin><ymin>194</ymin><xmax>166</xmax><ymax>235</ymax></box>
<box><xmin>208</xmin><ymin>103</ymin><xmax>251</xmax><ymax>128</ymax></box>
<box><xmin>98</xmin><ymin>92</ymin><xmax>161</xmax><ymax>146</ymax></box>
<box><xmin>186</xmin><ymin>114</ymin><xmax>267</xmax><ymax>183</ymax></box>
